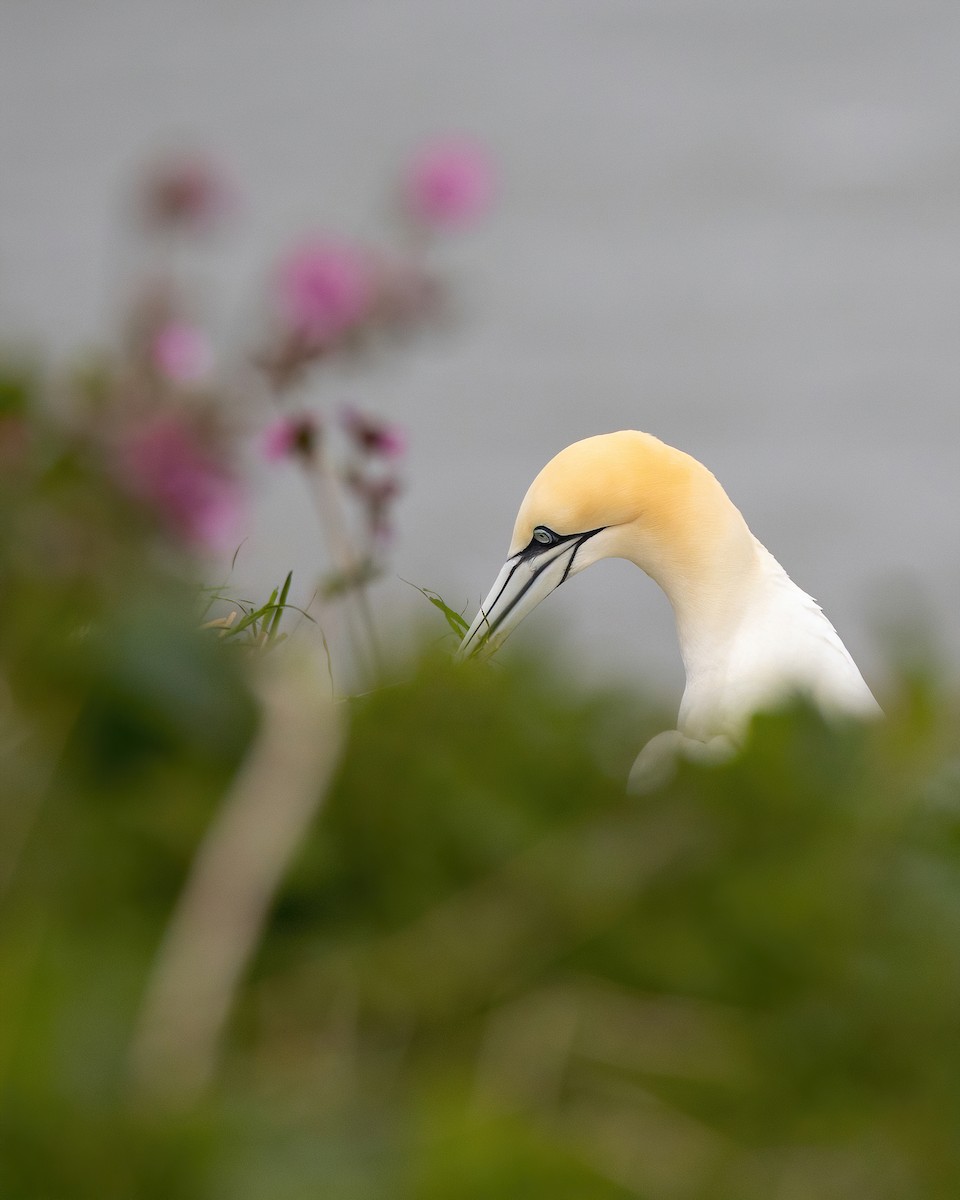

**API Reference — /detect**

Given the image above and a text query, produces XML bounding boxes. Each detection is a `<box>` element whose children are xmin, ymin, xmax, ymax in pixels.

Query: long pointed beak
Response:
<box><xmin>457</xmin><ymin>531</ymin><xmax>600</xmax><ymax>662</ymax></box>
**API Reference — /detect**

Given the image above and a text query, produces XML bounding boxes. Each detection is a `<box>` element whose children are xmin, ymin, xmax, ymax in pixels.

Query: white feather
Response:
<box><xmin>677</xmin><ymin>538</ymin><xmax>881</xmax><ymax>745</ymax></box>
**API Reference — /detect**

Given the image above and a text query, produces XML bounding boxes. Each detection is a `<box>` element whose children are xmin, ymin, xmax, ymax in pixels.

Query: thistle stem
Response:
<box><xmin>304</xmin><ymin>447</ymin><xmax>383</xmax><ymax>682</ymax></box>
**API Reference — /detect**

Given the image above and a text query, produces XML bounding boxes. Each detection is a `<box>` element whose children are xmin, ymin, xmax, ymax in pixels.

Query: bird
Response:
<box><xmin>457</xmin><ymin>431</ymin><xmax>881</xmax><ymax>791</ymax></box>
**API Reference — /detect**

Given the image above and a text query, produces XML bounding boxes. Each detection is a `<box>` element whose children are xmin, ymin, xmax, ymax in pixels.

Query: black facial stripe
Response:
<box><xmin>486</xmin><ymin>527</ymin><xmax>605</xmax><ymax>638</ymax></box>
<box><xmin>519</xmin><ymin>540</ymin><xmax>576</xmax><ymax>569</ymax></box>
<box><xmin>484</xmin><ymin>555</ymin><xmax>523</xmax><ymax>618</ymax></box>
<box><xmin>484</xmin><ymin>542</ymin><xmax>572</xmax><ymax>636</ymax></box>
<box><xmin>464</xmin><ymin>526</ymin><xmax>608</xmax><ymax>652</ymax></box>
<box><xmin>521</xmin><ymin>526</ymin><xmax>602</xmax><ymax>560</ymax></box>
<box><xmin>485</xmin><ymin>559</ymin><xmax>550</xmax><ymax>638</ymax></box>
<box><xmin>559</xmin><ymin>540</ymin><xmax>581</xmax><ymax>586</ymax></box>
<box><xmin>473</xmin><ymin>544</ymin><xmax>560</xmax><ymax>638</ymax></box>
<box><xmin>559</xmin><ymin>526</ymin><xmax>604</xmax><ymax>586</ymax></box>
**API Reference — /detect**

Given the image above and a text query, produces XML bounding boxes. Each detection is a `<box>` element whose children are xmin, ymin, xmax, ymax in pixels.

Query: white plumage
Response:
<box><xmin>458</xmin><ymin>431</ymin><xmax>880</xmax><ymax>790</ymax></box>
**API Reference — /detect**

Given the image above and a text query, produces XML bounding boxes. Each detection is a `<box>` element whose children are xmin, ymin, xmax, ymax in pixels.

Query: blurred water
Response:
<box><xmin>2</xmin><ymin>0</ymin><xmax>958</xmax><ymax>694</ymax></box>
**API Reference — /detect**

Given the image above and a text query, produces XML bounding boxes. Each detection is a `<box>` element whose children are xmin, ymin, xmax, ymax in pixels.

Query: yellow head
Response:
<box><xmin>459</xmin><ymin>430</ymin><xmax>751</xmax><ymax>659</ymax></box>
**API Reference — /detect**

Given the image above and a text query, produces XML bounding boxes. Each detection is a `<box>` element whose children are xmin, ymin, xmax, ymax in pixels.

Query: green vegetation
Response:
<box><xmin>3</xmin><ymin>362</ymin><xmax>960</xmax><ymax>1199</ymax></box>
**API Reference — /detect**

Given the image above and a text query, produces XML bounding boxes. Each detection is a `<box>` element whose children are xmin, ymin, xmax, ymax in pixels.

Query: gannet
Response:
<box><xmin>458</xmin><ymin>431</ymin><xmax>881</xmax><ymax>790</ymax></box>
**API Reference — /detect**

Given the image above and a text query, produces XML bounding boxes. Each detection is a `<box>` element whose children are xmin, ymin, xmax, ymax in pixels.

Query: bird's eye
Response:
<box><xmin>532</xmin><ymin>526</ymin><xmax>556</xmax><ymax>545</ymax></box>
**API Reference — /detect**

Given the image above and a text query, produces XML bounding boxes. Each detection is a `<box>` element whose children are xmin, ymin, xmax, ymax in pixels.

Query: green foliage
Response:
<box><xmin>205</xmin><ymin>571</ymin><xmax>314</xmax><ymax>648</ymax></box>
<box><xmin>407</xmin><ymin>582</ymin><xmax>472</xmax><ymax>638</ymax></box>
<box><xmin>0</xmin><ymin>359</ymin><xmax>37</xmax><ymax>417</ymax></box>
<box><xmin>6</xmin><ymin>609</ymin><xmax>960</xmax><ymax>1197</ymax></box>
<box><xmin>3</xmin><ymin>359</ymin><xmax>960</xmax><ymax>1198</ymax></box>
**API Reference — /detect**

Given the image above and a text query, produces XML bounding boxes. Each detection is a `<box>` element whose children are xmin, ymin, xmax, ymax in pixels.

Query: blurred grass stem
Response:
<box><xmin>303</xmin><ymin>447</ymin><xmax>383</xmax><ymax>683</ymax></box>
<box><xmin>129</xmin><ymin>643</ymin><xmax>343</xmax><ymax>1106</ymax></box>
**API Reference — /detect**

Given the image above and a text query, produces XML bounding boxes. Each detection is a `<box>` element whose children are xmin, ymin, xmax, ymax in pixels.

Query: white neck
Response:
<box><xmin>670</xmin><ymin>539</ymin><xmax>763</xmax><ymax>683</ymax></box>
<box><xmin>642</xmin><ymin>518</ymin><xmax>878</xmax><ymax>741</ymax></box>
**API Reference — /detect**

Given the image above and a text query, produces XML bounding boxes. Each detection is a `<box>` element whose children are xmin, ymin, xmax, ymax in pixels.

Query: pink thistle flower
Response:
<box><xmin>142</xmin><ymin>153</ymin><xmax>235</xmax><ymax>231</ymax></box>
<box><xmin>119</xmin><ymin>415</ymin><xmax>243</xmax><ymax>552</ymax></box>
<box><xmin>260</xmin><ymin>412</ymin><xmax>320</xmax><ymax>463</ymax></box>
<box><xmin>274</xmin><ymin>239</ymin><xmax>373</xmax><ymax>343</ymax></box>
<box><xmin>340</xmin><ymin>406</ymin><xmax>406</xmax><ymax>459</ymax></box>
<box><xmin>403</xmin><ymin>137</ymin><xmax>495</xmax><ymax>230</ymax></box>
<box><xmin>150</xmin><ymin>322</ymin><xmax>214</xmax><ymax>384</ymax></box>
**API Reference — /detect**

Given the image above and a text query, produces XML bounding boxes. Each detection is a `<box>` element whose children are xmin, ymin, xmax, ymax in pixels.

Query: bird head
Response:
<box><xmin>458</xmin><ymin>430</ymin><xmax>744</xmax><ymax>660</ymax></box>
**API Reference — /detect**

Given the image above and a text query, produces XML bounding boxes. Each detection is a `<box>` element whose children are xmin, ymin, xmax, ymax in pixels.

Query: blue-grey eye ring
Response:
<box><xmin>532</xmin><ymin>526</ymin><xmax>555</xmax><ymax>545</ymax></box>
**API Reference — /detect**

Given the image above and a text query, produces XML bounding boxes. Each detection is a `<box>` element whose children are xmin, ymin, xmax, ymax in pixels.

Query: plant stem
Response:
<box><xmin>129</xmin><ymin>646</ymin><xmax>343</xmax><ymax>1106</ymax></box>
<box><xmin>303</xmin><ymin>446</ymin><xmax>383</xmax><ymax>681</ymax></box>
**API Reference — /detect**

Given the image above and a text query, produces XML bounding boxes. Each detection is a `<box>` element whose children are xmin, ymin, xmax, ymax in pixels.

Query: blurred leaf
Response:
<box><xmin>321</xmin><ymin>559</ymin><xmax>380</xmax><ymax>599</ymax></box>
<box><xmin>0</xmin><ymin>360</ymin><xmax>38</xmax><ymax>417</ymax></box>
<box><xmin>404</xmin><ymin>580</ymin><xmax>471</xmax><ymax>637</ymax></box>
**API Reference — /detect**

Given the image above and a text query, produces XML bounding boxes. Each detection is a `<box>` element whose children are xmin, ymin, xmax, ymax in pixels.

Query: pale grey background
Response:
<box><xmin>2</xmin><ymin>0</ymin><xmax>958</xmax><ymax>697</ymax></box>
